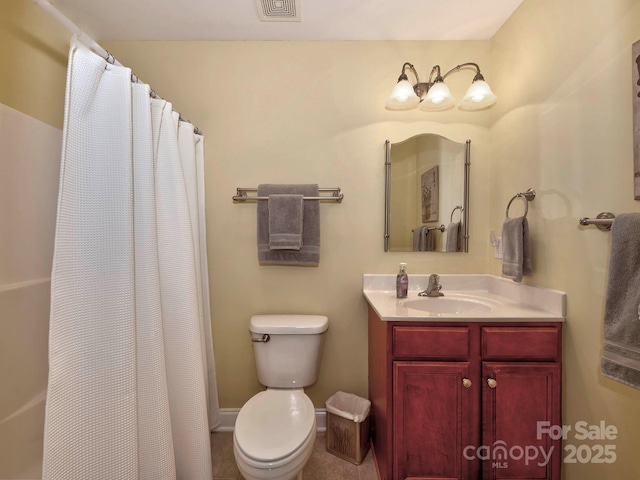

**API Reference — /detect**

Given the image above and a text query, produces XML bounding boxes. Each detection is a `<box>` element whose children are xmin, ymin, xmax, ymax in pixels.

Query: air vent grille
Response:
<box><xmin>256</xmin><ymin>0</ymin><xmax>301</xmax><ymax>22</ymax></box>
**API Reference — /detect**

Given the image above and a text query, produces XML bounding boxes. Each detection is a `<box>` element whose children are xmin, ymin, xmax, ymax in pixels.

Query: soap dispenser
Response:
<box><xmin>396</xmin><ymin>263</ymin><xmax>408</xmax><ymax>298</ymax></box>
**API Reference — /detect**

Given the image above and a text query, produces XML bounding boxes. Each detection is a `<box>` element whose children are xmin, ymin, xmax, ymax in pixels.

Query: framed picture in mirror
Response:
<box><xmin>421</xmin><ymin>166</ymin><xmax>439</xmax><ymax>223</ymax></box>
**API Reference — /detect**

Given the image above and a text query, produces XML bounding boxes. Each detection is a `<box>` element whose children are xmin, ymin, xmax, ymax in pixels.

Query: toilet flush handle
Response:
<box><xmin>251</xmin><ymin>334</ymin><xmax>270</xmax><ymax>343</ymax></box>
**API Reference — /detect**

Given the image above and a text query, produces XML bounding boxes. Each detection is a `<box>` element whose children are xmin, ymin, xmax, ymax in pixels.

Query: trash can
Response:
<box><xmin>325</xmin><ymin>391</ymin><xmax>371</xmax><ymax>465</ymax></box>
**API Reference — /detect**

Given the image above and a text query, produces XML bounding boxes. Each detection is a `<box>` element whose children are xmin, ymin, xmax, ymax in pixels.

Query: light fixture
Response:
<box><xmin>385</xmin><ymin>62</ymin><xmax>497</xmax><ymax>112</ymax></box>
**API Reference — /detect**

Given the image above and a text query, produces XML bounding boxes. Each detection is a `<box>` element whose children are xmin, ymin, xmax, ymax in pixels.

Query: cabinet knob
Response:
<box><xmin>462</xmin><ymin>378</ymin><xmax>472</xmax><ymax>388</ymax></box>
<box><xmin>487</xmin><ymin>378</ymin><xmax>497</xmax><ymax>389</ymax></box>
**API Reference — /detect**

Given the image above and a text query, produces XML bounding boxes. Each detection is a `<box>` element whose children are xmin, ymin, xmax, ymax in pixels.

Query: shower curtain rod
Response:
<box><xmin>33</xmin><ymin>0</ymin><xmax>203</xmax><ymax>135</ymax></box>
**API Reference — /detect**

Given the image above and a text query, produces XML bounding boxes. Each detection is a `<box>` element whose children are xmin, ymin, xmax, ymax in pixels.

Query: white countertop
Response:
<box><xmin>363</xmin><ymin>274</ymin><xmax>566</xmax><ymax>322</ymax></box>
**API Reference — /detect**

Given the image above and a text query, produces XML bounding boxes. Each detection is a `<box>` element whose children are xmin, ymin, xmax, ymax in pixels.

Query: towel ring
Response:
<box><xmin>450</xmin><ymin>205</ymin><xmax>464</xmax><ymax>223</ymax></box>
<box><xmin>505</xmin><ymin>188</ymin><xmax>536</xmax><ymax>219</ymax></box>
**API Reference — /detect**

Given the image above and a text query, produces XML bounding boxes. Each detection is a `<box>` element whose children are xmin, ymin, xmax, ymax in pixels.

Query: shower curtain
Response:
<box><xmin>42</xmin><ymin>40</ymin><xmax>219</xmax><ymax>480</ymax></box>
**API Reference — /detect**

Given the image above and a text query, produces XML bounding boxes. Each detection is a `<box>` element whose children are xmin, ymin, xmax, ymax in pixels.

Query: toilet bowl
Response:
<box><xmin>233</xmin><ymin>314</ymin><xmax>328</xmax><ymax>480</ymax></box>
<box><xmin>233</xmin><ymin>389</ymin><xmax>316</xmax><ymax>480</ymax></box>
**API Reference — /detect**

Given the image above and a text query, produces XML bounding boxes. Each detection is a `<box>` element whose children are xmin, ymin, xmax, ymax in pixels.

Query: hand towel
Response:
<box><xmin>601</xmin><ymin>213</ymin><xmax>640</xmax><ymax>390</ymax></box>
<box><xmin>425</xmin><ymin>227</ymin><xmax>436</xmax><ymax>251</ymax></box>
<box><xmin>257</xmin><ymin>184</ymin><xmax>320</xmax><ymax>266</ymax></box>
<box><xmin>268</xmin><ymin>194</ymin><xmax>304</xmax><ymax>250</ymax></box>
<box><xmin>501</xmin><ymin>216</ymin><xmax>532</xmax><ymax>282</ymax></box>
<box><xmin>413</xmin><ymin>226</ymin><xmax>426</xmax><ymax>251</ymax></box>
<box><xmin>446</xmin><ymin>222</ymin><xmax>461</xmax><ymax>252</ymax></box>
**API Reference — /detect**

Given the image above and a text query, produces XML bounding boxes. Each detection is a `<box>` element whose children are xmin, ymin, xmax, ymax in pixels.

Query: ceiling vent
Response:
<box><xmin>256</xmin><ymin>0</ymin><xmax>301</xmax><ymax>22</ymax></box>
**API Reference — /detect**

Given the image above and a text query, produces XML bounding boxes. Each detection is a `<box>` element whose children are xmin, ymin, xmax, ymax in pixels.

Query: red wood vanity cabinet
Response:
<box><xmin>368</xmin><ymin>306</ymin><xmax>562</xmax><ymax>480</ymax></box>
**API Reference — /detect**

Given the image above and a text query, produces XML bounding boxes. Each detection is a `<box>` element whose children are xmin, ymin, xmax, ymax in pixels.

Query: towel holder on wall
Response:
<box><xmin>450</xmin><ymin>205</ymin><xmax>464</xmax><ymax>223</ymax></box>
<box><xmin>232</xmin><ymin>187</ymin><xmax>344</xmax><ymax>203</ymax></box>
<box><xmin>505</xmin><ymin>188</ymin><xmax>536</xmax><ymax>219</ymax></box>
<box><xmin>579</xmin><ymin>212</ymin><xmax>615</xmax><ymax>231</ymax></box>
<box><xmin>412</xmin><ymin>225</ymin><xmax>446</xmax><ymax>233</ymax></box>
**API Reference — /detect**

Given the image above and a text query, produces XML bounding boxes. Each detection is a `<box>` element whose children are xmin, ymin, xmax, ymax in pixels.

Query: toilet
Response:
<box><xmin>233</xmin><ymin>314</ymin><xmax>329</xmax><ymax>480</ymax></box>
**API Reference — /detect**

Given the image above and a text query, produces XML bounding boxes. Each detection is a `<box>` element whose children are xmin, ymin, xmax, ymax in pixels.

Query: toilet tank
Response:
<box><xmin>250</xmin><ymin>314</ymin><xmax>328</xmax><ymax>388</ymax></box>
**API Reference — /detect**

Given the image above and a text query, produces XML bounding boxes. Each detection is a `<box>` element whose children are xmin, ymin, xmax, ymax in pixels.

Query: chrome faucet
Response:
<box><xmin>419</xmin><ymin>274</ymin><xmax>444</xmax><ymax>297</ymax></box>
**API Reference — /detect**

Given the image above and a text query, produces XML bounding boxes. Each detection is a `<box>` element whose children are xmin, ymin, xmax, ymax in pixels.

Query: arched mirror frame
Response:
<box><xmin>384</xmin><ymin>136</ymin><xmax>470</xmax><ymax>252</ymax></box>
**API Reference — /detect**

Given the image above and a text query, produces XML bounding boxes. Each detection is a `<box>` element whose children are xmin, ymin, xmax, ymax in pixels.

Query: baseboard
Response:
<box><xmin>213</xmin><ymin>408</ymin><xmax>326</xmax><ymax>433</ymax></box>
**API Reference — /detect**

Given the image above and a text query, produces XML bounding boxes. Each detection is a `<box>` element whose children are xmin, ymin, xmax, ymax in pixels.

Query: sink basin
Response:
<box><xmin>404</xmin><ymin>296</ymin><xmax>493</xmax><ymax>314</ymax></box>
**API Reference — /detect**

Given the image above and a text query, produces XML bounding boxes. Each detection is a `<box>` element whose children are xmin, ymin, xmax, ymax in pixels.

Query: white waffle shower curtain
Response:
<box><xmin>42</xmin><ymin>40</ymin><xmax>219</xmax><ymax>480</ymax></box>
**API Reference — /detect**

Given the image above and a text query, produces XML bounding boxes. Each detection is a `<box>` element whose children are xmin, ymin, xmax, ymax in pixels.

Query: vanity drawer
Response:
<box><xmin>392</xmin><ymin>326</ymin><xmax>470</xmax><ymax>359</ymax></box>
<box><xmin>482</xmin><ymin>326</ymin><xmax>560</xmax><ymax>361</ymax></box>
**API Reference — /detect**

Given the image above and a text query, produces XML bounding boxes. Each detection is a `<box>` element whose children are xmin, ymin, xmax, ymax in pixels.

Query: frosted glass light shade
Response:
<box><xmin>459</xmin><ymin>80</ymin><xmax>497</xmax><ymax>110</ymax></box>
<box><xmin>385</xmin><ymin>80</ymin><xmax>420</xmax><ymax>110</ymax></box>
<box><xmin>420</xmin><ymin>82</ymin><xmax>455</xmax><ymax>111</ymax></box>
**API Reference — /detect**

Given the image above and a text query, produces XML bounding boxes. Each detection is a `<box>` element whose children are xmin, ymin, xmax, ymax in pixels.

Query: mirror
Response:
<box><xmin>384</xmin><ymin>134</ymin><xmax>470</xmax><ymax>252</ymax></box>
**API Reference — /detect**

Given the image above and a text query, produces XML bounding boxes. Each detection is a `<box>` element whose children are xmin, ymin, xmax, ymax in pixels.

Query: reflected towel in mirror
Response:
<box><xmin>446</xmin><ymin>222</ymin><xmax>462</xmax><ymax>252</ymax></box>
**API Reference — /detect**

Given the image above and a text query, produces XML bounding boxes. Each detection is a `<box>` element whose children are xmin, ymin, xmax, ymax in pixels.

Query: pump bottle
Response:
<box><xmin>396</xmin><ymin>263</ymin><xmax>408</xmax><ymax>298</ymax></box>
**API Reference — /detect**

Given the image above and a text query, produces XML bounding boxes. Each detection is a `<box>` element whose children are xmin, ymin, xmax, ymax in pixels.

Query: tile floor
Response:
<box><xmin>211</xmin><ymin>431</ymin><xmax>378</xmax><ymax>480</ymax></box>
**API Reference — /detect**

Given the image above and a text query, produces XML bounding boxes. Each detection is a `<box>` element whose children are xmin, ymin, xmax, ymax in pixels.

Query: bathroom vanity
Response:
<box><xmin>363</xmin><ymin>275</ymin><xmax>565</xmax><ymax>480</ymax></box>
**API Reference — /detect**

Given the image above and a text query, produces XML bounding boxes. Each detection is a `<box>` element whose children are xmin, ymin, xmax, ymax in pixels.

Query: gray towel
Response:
<box><xmin>268</xmin><ymin>194</ymin><xmax>304</xmax><ymax>250</ymax></box>
<box><xmin>257</xmin><ymin>184</ymin><xmax>320</xmax><ymax>266</ymax></box>
<box><xmin>501</xmin><ymin>216</ymin><xmax>532</xmax><ymax>282</ymax></box>
<box><xmin>601</xmin><ymin>213</ymin><xmax>640</xmax><ymax>390</ymax></box>
<box><xmin>446</xmin><ymin>222</ymin><xmax>461</xmax><ymax>252</ymax></box>
<box><xmin>425</xmin><ymin>227</ymin><xmax>436</xmax><ymax>251</ymax></box>
<box><xmin>412</xmin><ymin>226</ymin><xmax>436</xmax><ymax>251</ymax></box>
<box><xmin>413</xmin><ymin>226</ymin><xmax>426</xmax><ymax>251</ymax></box>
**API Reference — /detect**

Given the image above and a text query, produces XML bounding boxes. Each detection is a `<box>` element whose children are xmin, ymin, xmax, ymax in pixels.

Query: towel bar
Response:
<box><xmin>233</xmin><ymin>187</ymin><xmax>343</xmax><ymax>202</ymax></box>
<box><xmin>579</xmin><ymin>212</ymin><xmax>615</xmax><ymax>231</ymax></box>
<box><xmin>505</xmin><ymin>188</ymin><xmax>536</xmax><ymax>218</ymax></box>
<box><xmin>412</xmin><ymin>225</ymin><xmax>445</xmax><ymax>233</ymax></box>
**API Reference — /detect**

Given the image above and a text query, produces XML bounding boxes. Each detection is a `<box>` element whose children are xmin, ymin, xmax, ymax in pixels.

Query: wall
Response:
<box><xmin>490</xmin><ymin>0</ymin><xmax>640</xmax><ymax>478</ymax></box>
<box><xmin>0</xmin><ymin>1</ymin><xmax>68</xmax><ymax>478</ymax></box>
<box><xmin>103</xmin><ymin>40</ymin><xmax>493</xmax><ymax>408</ymax></box>
<box><xmin>0</xmin><ymin>0</ymin><xmax>68</xmax><ymax>129</ymax></box>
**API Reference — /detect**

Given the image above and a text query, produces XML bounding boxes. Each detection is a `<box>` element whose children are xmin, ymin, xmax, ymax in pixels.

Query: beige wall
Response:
<box><xmin>0</xmin><ymin>0</ymin><xmax>68</xmax><ymax>129</ymax></box>
<box><xmin>0</xmin><ymin>1</ymin><xmax>67</xmax><ymax>478</ymax></box>
<box><xmin>103</xmin><ymin>40</ymin><xmax>492</xmax><ymax>409</ymax></box>
<box><xmin>490</xmin><ymin>0</ymin><xmax>640</xmax><ymax>478</ymax></box>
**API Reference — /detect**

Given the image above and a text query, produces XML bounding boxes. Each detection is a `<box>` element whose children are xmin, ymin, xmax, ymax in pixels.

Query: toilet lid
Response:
<box><xmin>235</xmin><ymin>390</ymin><xmax>315</xmax><ymax>462</ymax></box>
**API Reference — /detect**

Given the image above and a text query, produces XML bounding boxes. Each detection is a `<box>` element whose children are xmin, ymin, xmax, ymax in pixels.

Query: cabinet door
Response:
<box><xmin>482</xmin><ymin>362</ymin><xmax>561</xmax><ymax>480</ymax></box>
<box><xmin>393</xmin><ymin>361</ymin><xmax>477</xmax><ymax>480</ymax></box>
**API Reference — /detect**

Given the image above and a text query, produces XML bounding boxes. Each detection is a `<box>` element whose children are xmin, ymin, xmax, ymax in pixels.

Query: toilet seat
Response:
<box><xmin>235</xmin><ymin>389</ymin><xmax>315</xmax><ymax>464</ymax></box>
